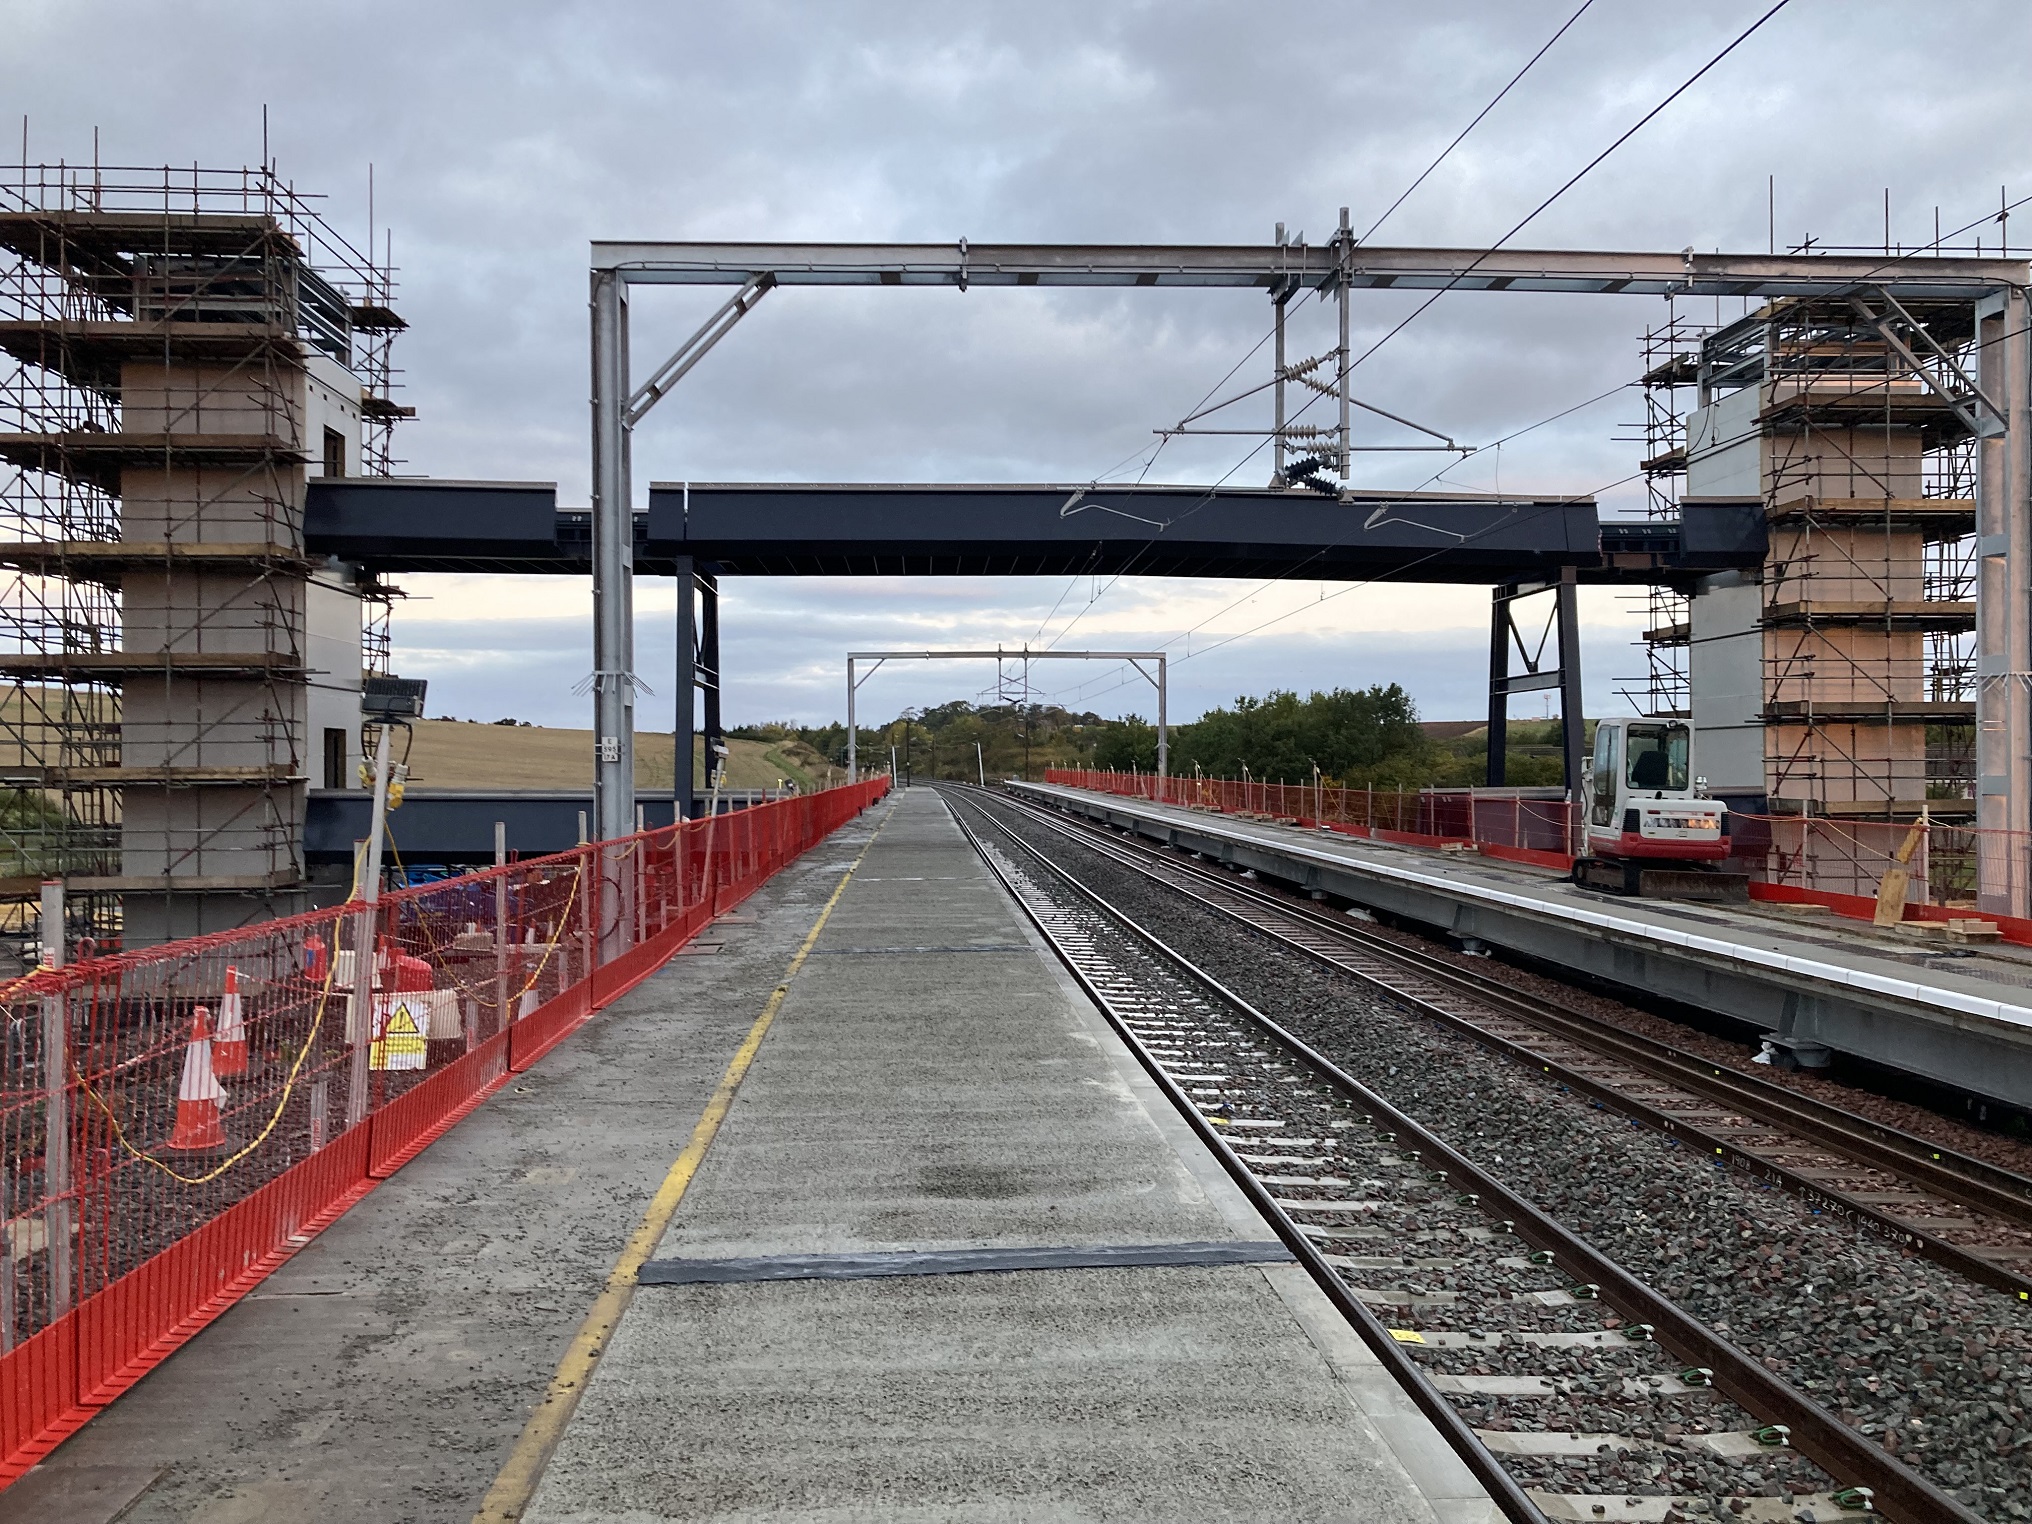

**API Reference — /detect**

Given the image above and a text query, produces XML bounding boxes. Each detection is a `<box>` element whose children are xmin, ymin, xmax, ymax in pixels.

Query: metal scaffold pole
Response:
<box><xmin>39</xmin><ymin>880</ymin><xmax>69</xmax><ymax>1316</ymax></box>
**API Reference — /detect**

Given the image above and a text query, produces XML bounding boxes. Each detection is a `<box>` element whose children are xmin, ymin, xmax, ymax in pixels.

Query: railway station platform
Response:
<box><xmin>5</xmin><ymin>786</ymin><xmax>1497</xmax><ymax>1524</ymax></box>
<box><xmin>1015</xmin><ymin>780</ymin><xmax>2032</xmax><ymax>1112</ymax></box>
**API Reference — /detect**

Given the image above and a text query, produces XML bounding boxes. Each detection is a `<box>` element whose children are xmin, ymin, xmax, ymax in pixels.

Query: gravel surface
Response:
<box><xmin>970</xmin><ymin>793</ymin><xmax>2032</xmax><ymax>1520</ymax></box>
<box><xmin>1342</xmin><ymin>900</ymin><xmax>2032</xmax><ymax>1180</ymax></box>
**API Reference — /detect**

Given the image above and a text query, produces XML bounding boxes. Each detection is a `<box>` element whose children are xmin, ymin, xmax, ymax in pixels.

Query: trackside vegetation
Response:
<box><xmin>733</xmin><ymin>688</ymin><xmax>1576</xmax><ymax>788</ymax></box>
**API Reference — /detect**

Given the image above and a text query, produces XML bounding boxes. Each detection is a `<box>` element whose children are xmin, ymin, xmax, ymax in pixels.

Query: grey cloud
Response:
<box><xmin>10</xmin><ymin>0</ymin><xmax>2026</xmax><ymax>727</ymax></box>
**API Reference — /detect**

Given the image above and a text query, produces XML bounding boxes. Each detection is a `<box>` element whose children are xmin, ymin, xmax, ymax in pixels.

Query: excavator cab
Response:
<box><xmin>1574</xmin><ymin>718</ymin><xmax>1740</xmax><ymax>899</ymax></box>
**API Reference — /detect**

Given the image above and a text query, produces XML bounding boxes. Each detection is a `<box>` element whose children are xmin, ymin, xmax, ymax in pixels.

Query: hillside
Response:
<box><xmin>399</xmin><ymin>722</ymin><xmax>832</xmax><ymax>793</ymax></box>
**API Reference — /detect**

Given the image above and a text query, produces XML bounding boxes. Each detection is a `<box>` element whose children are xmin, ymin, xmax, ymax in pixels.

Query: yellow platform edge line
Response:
<box><xmin>472</xmin><ymin>803</ymin><xmax>891</xmax><ymax>1523</ymax></box>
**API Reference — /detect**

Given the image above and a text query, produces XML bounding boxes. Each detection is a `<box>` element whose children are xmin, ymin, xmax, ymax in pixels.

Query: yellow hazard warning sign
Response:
<box><xmin>370</xmin><ymin>1000</ymin><xmax>428</xmax><ymax>1071</ymax></box>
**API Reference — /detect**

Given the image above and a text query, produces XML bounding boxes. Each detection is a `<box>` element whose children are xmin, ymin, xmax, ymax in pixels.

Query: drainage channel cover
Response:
<box><xmin>638</xmin><ymin>1240</ymin><xmax>1294</xmax><ymax>1285</ymax></box>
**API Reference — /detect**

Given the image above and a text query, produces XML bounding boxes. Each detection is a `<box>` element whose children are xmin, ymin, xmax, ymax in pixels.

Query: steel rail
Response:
<box><xmin>942</xmin><ymin>800</ymin><xmax>1553</xmax><ymax>1524</ymax></box>
<box><xmin>991</xmin><ymin>787</ymin><xmax>2032</xmax><ymax>1300</ymax></box>
<box><xmin>950</xmin><ymin>788</ymin><xmax>1985</xmax><ymax>1524</ymax></box>
<box><xmin>1133</xmin><ymin>828</ymin><xmax>2032</xmax><ymax>1214</ymax></box>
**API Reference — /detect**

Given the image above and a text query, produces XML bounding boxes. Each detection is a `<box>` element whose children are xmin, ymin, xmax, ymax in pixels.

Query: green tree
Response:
<box><xmin>1173</xmin><ymin>685</ymin><xmax>1434</xmax><ymax>785</ymax></box>
<box><xmin>1092</xmin><ymin>716</ymin><xmax>1158</xmax><ymax>771</ymax></box>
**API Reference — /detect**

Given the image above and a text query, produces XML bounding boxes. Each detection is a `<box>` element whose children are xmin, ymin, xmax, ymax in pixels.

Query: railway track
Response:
<box><xmin>948</xmin><ymin>789</ymin><xmax>1975</xmax><ymax>1523</ymax></box>
<box><xmin>980</xmin><ymin>785</ymin><xmax>2032</xmax><ymax>1303</ymax></box>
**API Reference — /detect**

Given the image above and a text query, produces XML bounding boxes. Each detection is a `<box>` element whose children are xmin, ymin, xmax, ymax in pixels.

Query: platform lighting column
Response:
<box><xmin>589</xmin><ymin>268</ymin><xmax>636</xmax><ymax>959</ymax></box>
<box><xmin>847</xmin><ymin>658</ymin><xmax>857</xmax><ymax>783</ymax></box>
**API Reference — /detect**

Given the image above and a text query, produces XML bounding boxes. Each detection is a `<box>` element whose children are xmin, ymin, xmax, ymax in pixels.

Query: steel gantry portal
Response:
<box><xmin>587</xmin><ymin>237</ymin><xmax>2032</xmax><ymax>926</ymax></box>
<box><xmin>845</xmin><ymin>649</ymin><xmax>1167</xmax><ymax>785</ymax></box>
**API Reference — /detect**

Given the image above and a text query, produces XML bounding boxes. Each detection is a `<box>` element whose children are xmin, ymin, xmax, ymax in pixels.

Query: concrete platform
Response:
<box><xmin>521</xmin><ymin>786</ymin><xmax>1496</xmax><ymax>1523</ymax></box>
<box><xmin>9</xmin><ymin>815</ymin><xmax>896</xmax><ymax>1524</ymax></box>
<box><xmin>1015</xmin><ymin>781</ymin><xmax>2032</xmax><ymax>1110</ymax></box>
<box><xmin>6</xmin><ymin>787</ymin><xmax>1496</xmax><ymax>1523</ymax></box>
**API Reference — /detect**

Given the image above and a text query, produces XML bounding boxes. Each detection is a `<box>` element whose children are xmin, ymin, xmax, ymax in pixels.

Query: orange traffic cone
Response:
<box><xmin>212</xmin><ymin>967</ymin><xmax>247</xmax><ymax>1078</ymax></box>
<box><xmin>167</xmin><ymin>1007</ymin><xmax>227</xmax><ymax>1153</ymax></box>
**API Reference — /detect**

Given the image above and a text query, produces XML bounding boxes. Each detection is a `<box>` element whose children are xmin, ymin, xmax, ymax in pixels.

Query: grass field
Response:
<box><xmin>400</xmin><ymin>721</ymin><xmax>836</xmax><ymax>793</ymax></box>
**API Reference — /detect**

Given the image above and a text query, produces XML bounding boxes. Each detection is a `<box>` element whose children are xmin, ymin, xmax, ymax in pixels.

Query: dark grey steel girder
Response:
<box><xmin>302</xmin><ymin>478</ymin><xmax>1766</xmax><ymax>586</ymax></box>
<box><xmin>592</xmin><ymin>240</ymin><xmax>2027</xmax><ymax>300</ymax></box>
<box><xmin>654</xmin><ymin>481</ymin><xmax>1601</xmax><ymax>581</ymax></box>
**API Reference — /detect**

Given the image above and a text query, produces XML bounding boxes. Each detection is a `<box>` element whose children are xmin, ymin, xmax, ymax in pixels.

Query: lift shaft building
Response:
<box><xmin>1639</xmin><ymin>296</ymin><xmax>1983</xmax><ymax>821</ymax></box>
<box><xmin>0</xmin><ymin>163</ymin><xmax>406</xmax><ymax>943</ymax></box>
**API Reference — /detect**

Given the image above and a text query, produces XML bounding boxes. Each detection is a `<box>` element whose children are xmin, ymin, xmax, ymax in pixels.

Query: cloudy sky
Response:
<box><xmin>10</xmin><ymin>0</ymin><xmax>2028</xmax><ymax>731</ymax></box>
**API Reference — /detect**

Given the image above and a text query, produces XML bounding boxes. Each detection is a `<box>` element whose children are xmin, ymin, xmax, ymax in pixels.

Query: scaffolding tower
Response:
<box><xmin>1660</xmin><ymin>292</ymin><xmax>1979</xmax><ymax>820</ymax></box>
<box><xmin>0</xmin><ymin>161</ymin><xmax>406</xmax><ymax>946</ymax></box>
<box><xmin>1619</xmin><ymin>310</ymin><xmax>1711</xmax><ymax>717</ymax></box>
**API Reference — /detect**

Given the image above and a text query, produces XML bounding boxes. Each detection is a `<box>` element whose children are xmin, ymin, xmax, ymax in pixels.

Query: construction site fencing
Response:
<box><xmin>1043</xmin><ymin>769</ymin><xmax>2031</xmax><ymax>929</ymax></box>
<box><xmin>0</xmin><ymin>776</ymin><xmax>887</xmax><ymax>1483</ymax></box>
<box><xmin>1044</xmin><ymin>770</ymin><xmax>1578</xmax><ymax>867</ymax></box>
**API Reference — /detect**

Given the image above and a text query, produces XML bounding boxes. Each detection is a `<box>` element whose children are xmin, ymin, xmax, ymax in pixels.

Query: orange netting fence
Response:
<box><xmin>0</xmin><ymin>776</ymin><xmax>888</xmax><ymax>1481</ymax></box>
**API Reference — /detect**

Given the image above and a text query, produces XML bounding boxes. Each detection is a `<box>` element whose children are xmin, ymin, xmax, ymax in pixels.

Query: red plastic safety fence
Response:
<box><xmin>1042</xmin><ymin>768</ymin><xmax>2032</xmax><ymax>934</ymax></box>
<box><xmin>0</xmin><ymin>777</ymin><xmax>888</xmax><ymax>1483</ymax></box>
<box><xmin>1043</xmin><ymin>769</ymin><xmax>1577</xmax><ymax>865</ymax></box>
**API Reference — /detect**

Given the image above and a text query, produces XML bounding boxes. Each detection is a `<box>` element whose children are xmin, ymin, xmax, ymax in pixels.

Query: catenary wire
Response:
<box><xmin>1345</xmin><ymin>0</ymin><xmax>1796</xmax><ymax>381</ymax></box>
<box><xmin>1038</xmin><ymin>2</ymin><xmax>1792</xmax><ymax>659</ymax></box>
<box><xmin>1359</xmin><ymin>0</ymin><xmax>1598</xmax><ymax>245</ymax></box>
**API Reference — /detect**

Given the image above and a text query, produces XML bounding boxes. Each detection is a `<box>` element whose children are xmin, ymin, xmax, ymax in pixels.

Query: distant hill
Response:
<box><xmin>400</xmin><ymin>721</ymin><xmax>831</xmax><ymax>793</ymax></box>
<box><xmin>1421</xmin><ymin>720</ymin><xmax>1486</xmax><ymax>742</ymax></box>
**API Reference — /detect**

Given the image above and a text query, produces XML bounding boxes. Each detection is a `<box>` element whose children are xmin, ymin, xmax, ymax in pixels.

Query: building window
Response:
<box><xmin>324</xmin><ymin>727</ymin><xmax>348</xmax><ymax>789</ymax></box>
<box><xmin>323</xmin><ymin>426</ymin><xmax>346</xmax><ymax>478</ymax></box>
